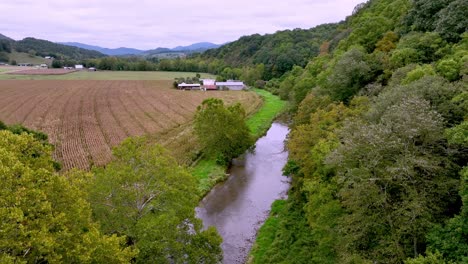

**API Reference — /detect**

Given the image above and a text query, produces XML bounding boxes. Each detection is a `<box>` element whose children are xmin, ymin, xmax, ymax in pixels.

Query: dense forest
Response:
<box><xmin>249</xmin><ymin>0</ymin><xmax>468</xmax><ymax>263</ymax></box>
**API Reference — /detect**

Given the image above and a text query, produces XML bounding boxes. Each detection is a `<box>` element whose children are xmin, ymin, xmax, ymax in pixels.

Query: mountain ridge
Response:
<box><xmin>60</xmin><ymin>41</ymin><xmax>221</xmax><ymax>56</ymax></box>
<box><xmin>58</xmin><ymin>42</ymin><xmax>221</xmax><ymax>56</ymax></box>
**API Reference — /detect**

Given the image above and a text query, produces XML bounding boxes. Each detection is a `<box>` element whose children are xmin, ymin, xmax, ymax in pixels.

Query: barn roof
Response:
<box><xmin>178</xmin><ymin>82</ymin><xmax>201</xmax><ymax>87</ymax></box>
<box><xmin>216</xmin><ymin>81</ymin><xmax>244</xmax><ymax>86</ymax></box>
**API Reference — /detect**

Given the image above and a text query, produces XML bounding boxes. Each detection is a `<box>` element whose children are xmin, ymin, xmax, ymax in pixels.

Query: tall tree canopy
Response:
<box><xmin>90</xmin><ymin>137</ymin><xmax>222</xmax><ymax>263</ymax></box>
<box><xmin>0</xmin><ymin>130</ymin><xmax>134</xmax><ymax>263</ymax></box>
<box><xmin>194</xmin><ymin>98</ymin><xmax>253</xmax><ymax>164</ymax></box>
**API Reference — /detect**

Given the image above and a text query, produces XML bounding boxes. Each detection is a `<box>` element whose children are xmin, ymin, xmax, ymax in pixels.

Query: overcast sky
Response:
<box><xmin>0</xmin><ymin>0</ymin><xmax>364</xmax><ymax>50</ymax></box>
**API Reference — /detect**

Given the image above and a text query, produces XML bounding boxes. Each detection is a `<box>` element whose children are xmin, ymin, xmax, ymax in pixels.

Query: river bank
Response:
<box><xmin>196</xmin><ymin>122</ymin><xmax>291</xmax><ymax>263</ymax></box>
<box><xmin>192</xmin><ymin>88</ymin><xmax>287</xmax><ymax>195</ymax></box>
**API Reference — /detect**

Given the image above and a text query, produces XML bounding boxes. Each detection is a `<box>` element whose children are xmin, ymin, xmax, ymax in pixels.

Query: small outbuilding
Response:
<box><xmin>40</xmin><ymin>64</ymin><xmax>48</xmax><ymax>68</ymax></box>
<box><xmin>177</xmin><ymin>82</ymin><xmax>201</xmax><ymax>90</ymax></box>
<box><xmin>75</xmin><ymin>65</ymin><xmax>84</xmax><ymax>70</ymax></box>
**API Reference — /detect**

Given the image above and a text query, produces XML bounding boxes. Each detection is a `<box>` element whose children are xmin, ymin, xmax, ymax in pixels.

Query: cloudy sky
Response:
<box><xmin>0</xmin><ymin>0</ymin><xmax>364</xmax><ymax>50</ymax></box>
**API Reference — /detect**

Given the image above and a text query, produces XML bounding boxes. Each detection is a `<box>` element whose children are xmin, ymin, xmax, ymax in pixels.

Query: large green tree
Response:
<box><xmin>90</xmin><ymin>137</ymin><xmax>222</xmax><ymax>263</ymax></box>
<box><xmin>194</xmin><ymin>98</ymin><xmax>253</xmax><ymax>164</ymax></box>
<box><xmin>0</xmin><ymin>130</ymin><xmax>134</xmax><ymax>263</ymax></box>
<box><xmin>327</xmin><ymin>96</ymin><xmax>459</xmax><ymax>262</ymax></box>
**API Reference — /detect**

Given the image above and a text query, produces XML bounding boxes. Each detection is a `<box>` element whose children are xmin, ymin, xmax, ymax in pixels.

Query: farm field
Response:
<box><xmin>0</xmin><ymin>80</ymin><xmax>261</xmax><ymax>170</ymax></box>
<box><xmin>0</xmin><ymin>69</ymin><xmax>216</xmax><ymax>80</ymax></box>
<box><xmin>8</xmin><ymin>69</ymin><xmax>77</xmax><ymax>75</ymax></box>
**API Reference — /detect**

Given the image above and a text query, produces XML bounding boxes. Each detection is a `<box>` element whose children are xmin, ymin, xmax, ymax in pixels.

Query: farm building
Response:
<box><xmin>202</xmin><ymin>79</ymin><xmax>217</xmax><ymax>90</ymax></box>
<box><xmin>215</xmin><ymin>81</ymin><xmax>245</xmax><ymax>91</ymax></box>
<box><xmin>178</xmin><ymin>82</ymin><xmax>201</xmax><ymax>90</ymax></box>
<box><xmin>40</xmin><ymin>64</ymin><xmax>48</xmax><ymax>68</ymax></box>
<box><xmin>75</xmin><ymin>64</ymin><xmax>84</xmax><ymax>70</ymax></box>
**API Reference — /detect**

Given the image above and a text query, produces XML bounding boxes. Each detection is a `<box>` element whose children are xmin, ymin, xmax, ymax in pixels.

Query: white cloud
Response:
<box><xmin>0</xmin><ymin>0</ymin><xmax>364</xmax><ymax>49</ymax></box>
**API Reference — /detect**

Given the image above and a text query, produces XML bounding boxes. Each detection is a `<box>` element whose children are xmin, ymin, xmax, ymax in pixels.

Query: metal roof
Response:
<box><xmin>216</xmin><ymin>82</ymin><xmax>244</xmax><ymax>86</ymax></box>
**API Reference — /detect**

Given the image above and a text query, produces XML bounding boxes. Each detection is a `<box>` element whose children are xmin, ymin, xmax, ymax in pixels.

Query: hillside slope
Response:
<box><xmin>14</xmin><ymin>37</ymin><xmax>106</xmax><ymax>60</ymax></box>
<box><xmin>249</xmin><ymin>0</ymin><xmax>468</xmax><ymax>263</ymax></box>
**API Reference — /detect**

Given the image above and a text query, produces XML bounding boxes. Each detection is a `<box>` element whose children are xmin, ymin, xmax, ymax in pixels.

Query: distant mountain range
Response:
<box><xmin>60</xmin><ymin>42</ymin><xmax>221</xmax><ymax>56</ymax></box>
<box><xmin>0</xmin><ymin>32</ymin><xmax>222</xmax><ymax>59</ymax></box>
<box><xmin>58</xmin><ymin>42</ymin><xmax>144</xmax><ymax>56</ymax></box>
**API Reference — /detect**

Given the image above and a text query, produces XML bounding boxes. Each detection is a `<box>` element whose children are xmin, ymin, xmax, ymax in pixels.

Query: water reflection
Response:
<box><xmin>196</xmin><ymin>122</ymin><xmax>290</xmax><ymax>264</ymax></box>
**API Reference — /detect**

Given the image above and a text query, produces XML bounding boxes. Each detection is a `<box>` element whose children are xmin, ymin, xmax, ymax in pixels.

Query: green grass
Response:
<box><xmin>191</xmin><ymin>159</ymin><xmax>227</xmax><ymax>195</ymax></box>
<box><xmin>192</xmin><ymin>89</ymin><xmax>286</xmax><ymax>195</ymax></box>
<box><xmin>247</xmin><ymin>89</ymin><xmax>288</xmax><ymax>137</ymax></box>
<box><xmin>0</xmin><ymin>70</ymin><xmax>216</xmax><ymax>80</ymax></box>
<box><xmin>249</xmin><ymin>200</ymin><xmax>287</xmax><ymax>264</ymax></box>
<box><xmin>8</xmin><ymin>51</ymin><xmax>49</xmax><ymax>65</ymax></box>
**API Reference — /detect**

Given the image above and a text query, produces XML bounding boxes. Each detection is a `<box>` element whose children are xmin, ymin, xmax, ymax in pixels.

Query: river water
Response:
<box><xmin>196</xmin><ymin>122</ymin><xmax>290</xmax><ymax>264</ymax></box>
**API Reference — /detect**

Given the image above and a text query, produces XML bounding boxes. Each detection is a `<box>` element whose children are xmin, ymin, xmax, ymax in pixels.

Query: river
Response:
<box><xmin>196</xmin><ymin>122</ymin><xmax>290</xmax><ymax>264</ymax></box>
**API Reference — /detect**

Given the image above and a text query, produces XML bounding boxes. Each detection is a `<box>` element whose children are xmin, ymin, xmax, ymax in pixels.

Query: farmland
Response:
<box><xmin>0</xmin><ymin>69</ymin><xmax>216</xmax><ymax>80</ymax></box>
<box><xmin>8</xmin><ymin>68</ymin><xmax>77</xmax><ymax>75</ymax></box>
<box><xmin>0</xmin><ymin>80</ymin><xmax>261</xmax><ymax>170</ymax></box>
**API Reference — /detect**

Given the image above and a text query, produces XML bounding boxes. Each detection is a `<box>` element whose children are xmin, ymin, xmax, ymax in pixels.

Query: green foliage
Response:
<box><xmin>404</xmin><ymin>0</ymin><xmax>453</xmax><ymax>32</ymax></box>
<box><xmin>328</xmin><ymin>96</ymin><xmax>459</xmax><ymax>262</ymax></box>
<box><xmin>435</xmin><ymin>0</ymin><xmax>468</xmax><ymax>42</ymax></box>
<box><xmin>90</xmin><ymin>137</ymin><xmax>222</xmax><ymax>263</ymax></box>
<box><xmin>445</xmin><ymin>121</ymin><xmax>468</xmax><ymax>145</ymax></box>
<box><xmin>402</xmin><ymin>64</ymin><xmax>436</xmax><ymax>84</ymax></box>
<box><xmin>246</xmin><ymin>89</ymin><xmax>287</xmax><ymax>137</ymax></box>
<box><xmin>346</xmin><ymin>15</ymin><xmax>393</xmax><ymax>52</ymax></box>
<box><xmin>376</xmin><ymin>31</ymin><xmax>399</xmax><ymax>52</ymax></box>
<box><xmin>436</xmin><ymin>58</ymin><xmax>461</xmax><ymax>81</ymax></box>
<box><xmin>324</xmin><ymin>48</ymin><xmax>372</xmax><ymax>102</ymax></box>
<box><xmin>390</xmin><ymin>48</ymin><xmax>421</xmax><ymax>68</ymax></box>
<box><xmin>0</xmin><ymin>131</ymin><xmax>135</xmax><ymax>263</ymax></box>
<box><xmin>369</xmin><ymin>76</ymin><xmax>465</xmax><ymax>126</ymax></box>
<box><xmin>425</xmin><ymin>168</ymin><xmax>468</xmax><ymax>263</ymax></box>
<box><xmin>396</xmin><ymin>32</ymin><xmax>449</xmax><ymax>64</ymax></box>
<box><xmin>250</xmin><ymin>0</ymin><xmax>467</xmax><ymax>262</ymax></box>
<box><xmin>194</xmin><ymin>98</ymin><xmax>253</xmax><ymax>164</ymax></box>
<box><xmin>405</xmin><ymin>251</ymin><xmax>452</xmax><ymax>264</ymax></box>
<box><xmin>201</xmin><ymin>23</ymin><xmax>340</xmax><ymax>79</ymax></box>
<box><xmin>249</xmin><ymin>200</ymin><xmax>287</xmax><ymax>264</ymax></box>
<box><xmin>14</xmin><ymin>37</ymin><xmax>105</xmax><ymax>60</ymax></box>
<box><xmin>0</xmin><ymin>52</ymin><xmax>8</xmax><ymax>62</ymax></box>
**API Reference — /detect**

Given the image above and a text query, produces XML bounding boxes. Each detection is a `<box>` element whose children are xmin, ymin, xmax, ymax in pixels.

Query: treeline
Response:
<box><xmin>250</xmin><ymin>0</ymin><xmax>468</xmax><ymax>263</ymax></box>
<box><xmin>0</xmin><ymin>125</ymin><xmax>222</xmax><ymax>263</ymax></box>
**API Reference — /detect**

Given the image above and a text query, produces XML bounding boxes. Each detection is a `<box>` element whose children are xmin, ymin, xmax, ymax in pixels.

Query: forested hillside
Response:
<box><xmin>15</xmin><ymin>38</ymin><xmax>105</xmax><ymax>60</ymax></box>
<box><xmin>249</xmin><ymin>0</ymin><xmax>468</xmax><ymax>263</ymax></box>
<box><xmin>199</xmin><ymin>24</ymin><xmax>340</xmax><ymax>79</ymax></box>
<box><xmin>0</xmin><ymin>34</ymin><xmax>105</xmax><ymax>63</ymax></box>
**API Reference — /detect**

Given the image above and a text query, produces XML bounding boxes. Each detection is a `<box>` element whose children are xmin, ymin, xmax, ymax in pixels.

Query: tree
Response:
<box><xmin>327</xmin><ymin>96</ymin><xmax>459</xmax><ymax>262</ymax></box>
<box><xmin>404</xmin><ymin>0</ymin><xmax>453</xmax><ymax>32</ymax></box>
<box><xmin>28</xmin><ymin>49</ymin><xmax>36</xmax><ymax>57</ymax></box>
<box><xmin>90</xmin><ymin>137</ymin><xmax>222</xmax><ymax>263</ymax></box>
<box><xmin>436</xmin><ymin>59</ymin><xmax>461</xmax><ymax>81</ymax></box>
<box><xmin>325</xmin><ymin>48</ymin><xmax>372</xmax><ymax>102</ymax></box>
<box><xmin>435</xmin><ymin>0</ymin><xmax>468</xmax><ymax>42</ymax></box>
<box><xmin>194</xmin><ymin>98</ymin><xmax>253</xmax><ymax>164</ymax></box>
<box><xmin>0</xmin><ymin>130</ymin><xmax>135</xmax><ymax>263</ymax></box>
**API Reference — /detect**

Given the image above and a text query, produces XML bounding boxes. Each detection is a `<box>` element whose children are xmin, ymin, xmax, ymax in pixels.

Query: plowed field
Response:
<box><xmin>0</xmin><ymin>80</ymin><xmax>261</xmax><ymax>170</ymax></box>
